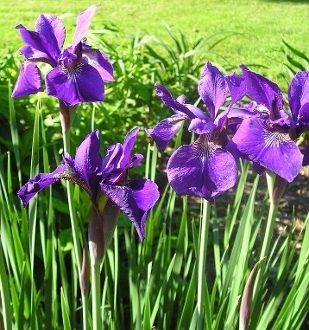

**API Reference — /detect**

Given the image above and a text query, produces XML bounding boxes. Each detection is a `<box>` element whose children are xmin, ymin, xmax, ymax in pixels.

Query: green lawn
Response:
<box><xmin>1</xmin><ymin>0</ymin><xmax>309</xmax><ymax>87</ymax></box>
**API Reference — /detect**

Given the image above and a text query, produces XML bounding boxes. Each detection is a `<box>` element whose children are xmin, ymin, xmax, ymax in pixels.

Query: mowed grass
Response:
<box><xmin>1</xmin><ymin>0</ymin><xmax>309</xmax><ymax>88</ymax></box>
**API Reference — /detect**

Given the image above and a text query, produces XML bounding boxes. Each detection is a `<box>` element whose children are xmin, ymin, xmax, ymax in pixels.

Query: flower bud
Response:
<box><xmin>79</xmin><ymin>247</ymin><xmax>89</xmax><ymax>295</ymax></box>
<box><xmin>271</xmin><ymin>175</ymin><xmax>287</xmax><ymax>204</ymax></box>
<box><xmin>88</xmin><ymin>198</ymin><xmax>120</xmax><ymax>265</ymax></box>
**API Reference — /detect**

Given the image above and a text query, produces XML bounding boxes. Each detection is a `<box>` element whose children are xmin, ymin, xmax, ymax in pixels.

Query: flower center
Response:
<box><xmin>263</xmin><ymin>122</ymin><xmax>291</xmax><ymax>148</ymax></box>
<box><xmin>193</xmin><ymin>133</ymin><xmax>217</xmax><ymax>160</ymax></box>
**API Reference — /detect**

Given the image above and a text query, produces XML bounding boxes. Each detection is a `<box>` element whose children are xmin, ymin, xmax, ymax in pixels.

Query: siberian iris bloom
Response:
<box><xmin>147</xmin><ymin>62</ymin><xmax>239</xmax><ymax>201</ymax></box>
<box><xmin>227</xmin><ymin>65</ymin><xmax>309</xmax><ymax>183</ymax></box>
<box><xmin>12</xmin><ymin>5</ymin><xmax>114</xmax><ymax>106</ymax></box>
<box><xmin>18</xmin><ymin>127</ymin><xmax>160</xmax><ymax>261</ymax></box>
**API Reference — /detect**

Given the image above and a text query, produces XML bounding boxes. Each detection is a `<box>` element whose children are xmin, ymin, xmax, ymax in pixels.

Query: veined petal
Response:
<box><xmin>288</xmin><ymin>74</ymin><xmax>309</xmax><ymax>132</ymax></box>
<box><xmin>35</xmin><ymin>14</ymin><xmax>65</xmax><ymax>55</ymax></box>
<box><xmin>12</xmin><ymin>62</ymin><xmax>43</xmax><ymax>98</ymax></box>
<box><xmin>146</xmin><ymin>114</ymin><xmax>186</xmax><ymax>153</ymax></box>
<box><xmin>46</xmin><ymin>62</ymin><xmax>104</xmax><ymax>106</ymax></box>
<box><xmin>19</xmin><ymin>45</ymin><xmax>52</xmax><ymax>63</ymax></box>
<box><xmin>155</xmin><ymin>84</ymin><xmax>198</xmax><ymax>118</ymax></box>
<box><xmin>101</xmin><ymin>143</ymin><xmax>123</xmax><ymax>182</ymax></box>
<box><xmin>288</xmin><ymin>71</ymin><xmax>309</xmax><ymax>119</ymax></box>
<box><xmin>72</xmin><ymin>5</ymin><xmax>99</xmax><ymax>47</ymax></box>
<box><xmin>73</xmin><ymin>130</ymin><xmax>102</xmax><ymax>197</ymax></box>
<box><xmin>167</xmin><ymin>137</ymin><xmax>238</xmax><ymax>200</ymax></box>
<box><xmin>121</xmin><ymin>127</ymin><xmax>140</xmax><ymax>168</ymax></box>
<box><xmin>198</xmin><ymin>62</ymin><xmax>228</xmax><ymax>119</ymax></box>
<box><xmin>228</xmin><ymin>118</ymin><xmax>303</xmax><ymax>182</ymax></box>
<box><xmin>240</xmin><ymin>65</ymin><xmax>283</xmax><ymax>110</ymax></box>
<box><xmin>16</xmin><ymin>24</ymin><xmax>58</xmax><ymax>65</ymax></box>
<box><xmin>100</xmin><ymin>179</ymin><xmax>160</xmax><ymax>240</ymax></box>
<box><xmin>83</xmin><ymin>48</ymin><xmax>114</xmax><ymax>82</ymax></box>
<box><xmin>18</xmin><ymin>164</ymin><xmax>66</xmax><ymax>207</ymax></box>
<box><xmin>225</xmin><ymin>72</ymin><xmax>246</xmax><ymax>105</ymax></box>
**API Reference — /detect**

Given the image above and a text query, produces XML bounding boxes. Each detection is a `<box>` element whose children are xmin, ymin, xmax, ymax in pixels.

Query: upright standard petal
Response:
<box><xmin>288</xmin><ymin>72</ymin><xmax>309</xmax><ymax>132</ymax></box>
<box><xmin>16</xmin><ymin>24</ymin><xmax>58</xmax><ymax>66</ymax></box>
<box><xmin>240</xmin><ymin>65</ymin><xmax>283</xmax><ymax>110</ymax></box>
<box><xmin>72</xmin><ymin>5</ymin><xmax>99</xmax><ymax>47</ymax></box>
<box><xmin>288</xmin><ymin>71</ymin><xmax>309</xmax><ymax>119</ymax></box>
<box><xmin>198</xmin><ymin>62</ymin><xmax>228</xmax><ymax>119</ymax></box>
<box><xmin>12</xmin><ymin>62</ymin><xmax>43</xmax><ymax>98</ymax></box>
<box><xmin>73</xmin><ymin>130</ymin><xmax>102</xmax><ymax>198</ymax></box>
<box><xmin>225</xmin><ymin>72</ymin><xmax>246</xmax><ymax>105</ymax></box>
<box><xmin>100</xmin><ymin>179</ymin><xmax>160</xmax><ymax>240</ymax></box>
<box><xmin>46</xmin><ymin>63</ymin><xmax>104</xmax><ymax>106</ymax></box>
<box><xmin>121</xmin><ymin>127</ymin><xmax>140</xmax><ymax>168</ymax></box>
<box><xmin>167</xmin><ymin>135</ymin><xmax>238</xmax><ymax>200</ymax></box>
<box><xmin>18</xmin><ymin>164</ymin><xmax>66</xmax><ymax>207</ymax></box>
<box><xmin>35</xmin><ymin>14</ymin><xmax>65</xmax><ymax>58</ymax></box>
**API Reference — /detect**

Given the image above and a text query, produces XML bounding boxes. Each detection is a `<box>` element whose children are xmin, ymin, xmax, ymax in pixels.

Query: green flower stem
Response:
<box><xmin>91</xmin><ymin>262</ymin><xmax>101</xmax><ymax>330</ymax></box>
<box><xmin>197</xmin><ymin>199</ymin><xmax>211</xmax><ymax>330</ymax></box>
<box><xmin>60</xmin><ymin>107</ymin><xmax>88</xmax><ymax>330</ymax></box>
<box><xmin>252</xmin><ymin>172</ymin><xmax>279</xmax><ymax>317</ymax></box>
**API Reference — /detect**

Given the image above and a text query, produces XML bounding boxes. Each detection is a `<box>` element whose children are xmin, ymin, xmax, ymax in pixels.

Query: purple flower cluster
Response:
<box><xmin>12</xmin><ymin>5</ymin><xmax>114</xmax><ymax>106</ymax></box>
<box><xmin>15</xmin><ymin>6</ymin><xmax>160</xmax><ymax>249</ymax></box>
<box><xmin>18</xmin><ymin>127</ymin><xmax>160</xmax><ymax>241</ymax></box>
<box><xmin>147</xmin><ymin>62</ymin><xmax>309</xmax><ymax>201</ymax></box>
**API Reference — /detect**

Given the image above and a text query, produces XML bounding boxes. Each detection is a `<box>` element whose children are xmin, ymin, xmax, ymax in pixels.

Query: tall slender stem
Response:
<box><xmin>60</xmin><ymin>104</ymin><xmax>88</xmax><ymax>330</ymax></box>
<box><xmin>252</xmin><ymin>172</ymin><xmax>280</xmax><ymax>326</ymax></box>
<box><xmin>91</xmin><ymin>263</ymin><xmax>101</xmax><ymax>330</ymax></box>
<box><xmin>197</xmin><ymin>199</ymin><xmax>211</xmax><ymax>330</ymax></box>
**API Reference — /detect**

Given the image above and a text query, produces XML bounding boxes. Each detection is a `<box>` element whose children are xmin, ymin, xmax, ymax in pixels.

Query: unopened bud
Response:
<box><xmin>88</xmin><ymin>199</ymin><xmax>120</xmax><ymax>265</ymax></box>
<box><xmin>271</xmin><ymin>175</ymin><xmax>287</xmax><ymax>204</ymax></box>
<box><xmin>79</xmin><ymin>247</ymin><xmax>89</xmax><ymax>295</ymax></box>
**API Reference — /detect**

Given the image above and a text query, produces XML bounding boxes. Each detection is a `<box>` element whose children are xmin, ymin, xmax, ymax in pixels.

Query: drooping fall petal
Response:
<box><xmin>100</xmin><ymin>179</ymin><xmax>160</xmax><ymax>240</ymax></box>
<box><xmin>46</xmin><ymin>63</ymin><xmax>104</xmax><ymax>106</ymax></box>
<box><xmin>12</xmin><ymin>62</ymin><xmax>43</xmax><ymax>98</ymax></box>
<box><xmin>17</xmin><ymin>164</ymin><xmax>66</xmax><ymax>207</ymax></box>
<box><xmin>228</xmin><ymin>118</ymin><xmax>303</xmax><ymax>182</ymax></box>
<box><xmin>167</xmin><ymin>136</ymin><xmax>238</xmax><ymax>201</ymax></box>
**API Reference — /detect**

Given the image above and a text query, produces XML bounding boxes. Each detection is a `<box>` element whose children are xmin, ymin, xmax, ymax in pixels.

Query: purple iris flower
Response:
<box><xmin>18</xmin><ymin>127</ymin><xmax>160</xmax><ymax>243</ymax></box>
<box><xmin>227</xmin><ymin>65</ymin><xmax>309</xmax><ymax>182</ymax></box>
<box><xmin>147</xmin><ymin>62</ymin><xmax>238</xmax><ymax>201</ymax></box>
<box><xmin>12</xmin><ymin>5</ymin><xmax>114</xmax><ymax>106</ymax></box>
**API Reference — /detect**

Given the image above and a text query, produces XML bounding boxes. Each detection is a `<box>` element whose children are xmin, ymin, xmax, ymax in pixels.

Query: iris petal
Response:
<box><xmin>35</xmin><ymin>14</ymin><xmax>64</xmax><ymax>57</ymax></box>
<box><xmin>288</xmin><ymin>71</ymin><xmax>309</xmax><ymax>119</ymax></box>
<box><xmin>225</xmin><ymin>72</ymin><xmax>246</xmax><ymax>105</ymax></box>
<box><xmin>72</xmin><ymin>4</ymin><xmax>99</xmax><ymax>47</ymax></box>
<box><xmin>240</xmin><ymin>65</ymin><xmax>283</xmax><ymax>110</ymax></box>
<box><xmin>46</xmin><ymin>63</ymin><xmax>104</xmax><ymax>106</ymax></box>
<box><xmin>167</xmin><ymin>141</ymin><xmax>237</xmax><ymax>201</ymax></box>
<box><xmin>73</xmin><ymin>131</ymin><xmax>102</xmax><ymax>197</ymax></box>
<box><xmin>16</xmin><ymin>24</ymin><xmax>58</xmax><ymax>65</ymax></box>
<box><xmin>155</xmin><ymin>84</ymin><xmax>198</xmax><ymax>118</ymax></box>
<box><xmin>188</xmin><ymin>117</ymin><xmax>216</xmax><ymax>134</ymax></box>
<box><xmin>146</xmin><ymin>114</ymin><xmax>186</xmax><ymax>153</ymax></box>
<box><xmin>18</xmin><ymin>164</ymin><xmax>66</xmax><ymax>207</ymax></box>
<box><xmin>198</xmin><ymin>62</ymin><xmax>229</xmax><ymax>119</ymax></box>
<box><xmin>121</xmin><ymin>127</ymin><xmax>140</xmax><ymax>168</ymax></box>
<box><xmin>100</xmin><ymin>179</ymin><xmax>160</xmax><ymax>240</ymax></box>
<box><xmin>228</xmin><ymin>118</ymin><xmax>303</xmax><ymax>182</ymax></box>
<box><xmin>12</xmin><ymin>62</ymin><xmax>43</xmax><ymax>98</ymax></box>
<box><xmin>83</xmin><ymin>49</ymin><xmax>114</xmax><ymax>82</ymax></box>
